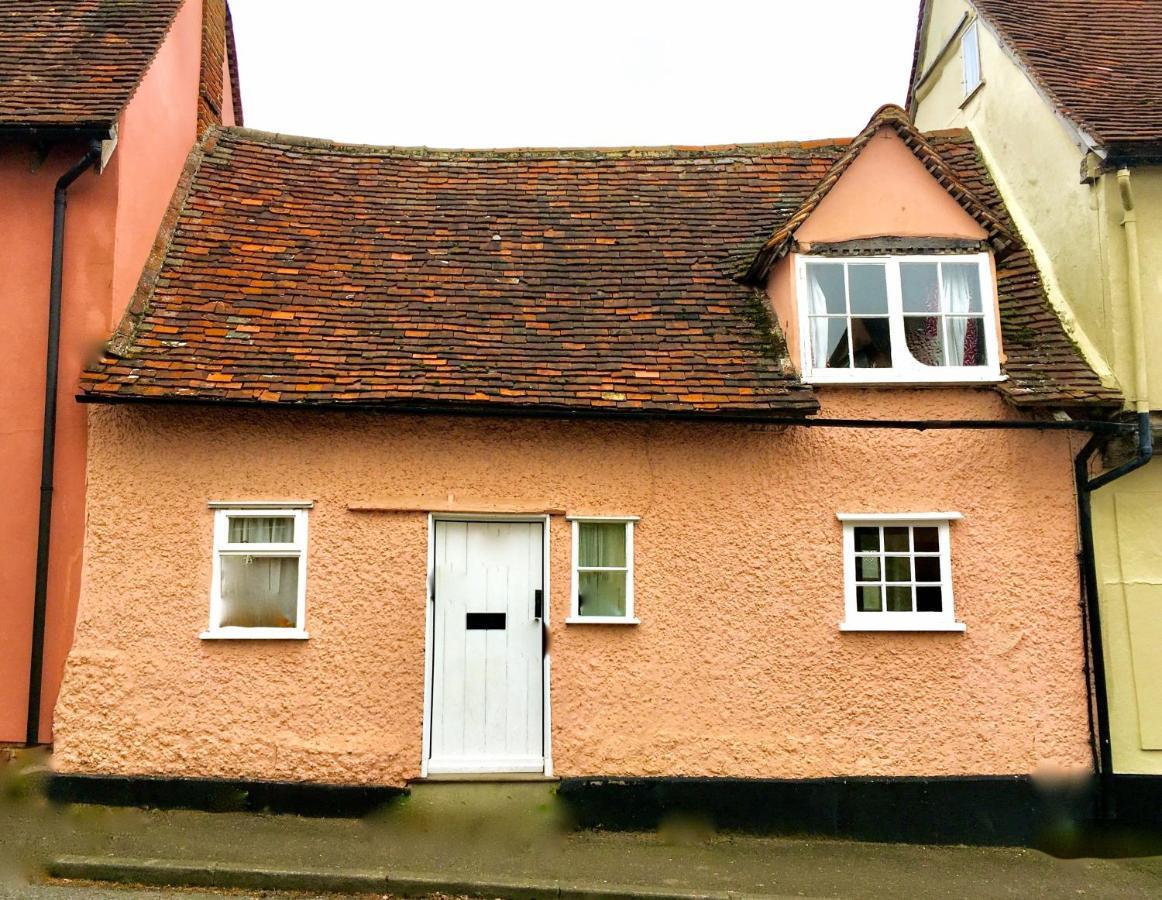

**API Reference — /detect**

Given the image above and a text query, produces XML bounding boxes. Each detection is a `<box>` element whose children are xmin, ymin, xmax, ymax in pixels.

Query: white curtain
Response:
<box><xmin>808</xmin><ymin>267</ymin><xmax>831</xmax><ymax>368</ymax></box>
<box><xmin>941</xmin><ymin>264</ymin><xmax>975</xmax><ymax>366</ymax></box>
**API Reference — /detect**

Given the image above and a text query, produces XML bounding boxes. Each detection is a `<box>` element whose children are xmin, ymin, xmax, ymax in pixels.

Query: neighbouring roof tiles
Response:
<box><xmin>0</xmin><ymin>0</ymin><xmax>184</xmax><ymax>131</ymax></box>
<box><xmin>974</xmin><ymin>0</ymin><xmax>1162</xmax><ymax>156</ymax></box>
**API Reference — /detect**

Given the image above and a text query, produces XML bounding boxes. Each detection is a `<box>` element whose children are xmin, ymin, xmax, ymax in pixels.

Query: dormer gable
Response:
<box><xmin>794</xmin><ymin>125</ymin><xmax>988</xmax><ymax>248</ymax></box>
<box><xmin>757</xmin><ymin>106</ymin><xmax>1014</xmax><ymax>386</ymax></box>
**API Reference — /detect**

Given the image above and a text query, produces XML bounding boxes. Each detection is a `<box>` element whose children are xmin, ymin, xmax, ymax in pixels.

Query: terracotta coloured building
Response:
<box><xmin>51</xmin><ymin>104</ymin><xmax>1136</xmax><ymax>840</ymax></box>
<box><xmin>0</xmin><ymin>0</ymin><xmax>242</xmax><ymax>746</ymax></box>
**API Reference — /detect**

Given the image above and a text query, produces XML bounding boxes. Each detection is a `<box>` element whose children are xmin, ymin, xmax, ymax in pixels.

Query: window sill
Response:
<box><xmin>840</xmin><ymin>621</ymin><xmax>965</xmax><ymax>633</ymax></box>
<box><xmin>960</xmin><ymin>80</ymin><xmax>986</xmax><ymax>109</ymax></box>
<box><xmin>565</xmin><ymin>616</ymin><xmax>641</xmax><ymax>625</ymax></box>
<box><xmin>805</xmin><ymin>371</ymin><xmax>1005</xmax><ymax>387</ymax></box>
<box><xmin>200</xmin><ymin>628</ymin><xmax>310</xmax><ymax>641</ymax></box>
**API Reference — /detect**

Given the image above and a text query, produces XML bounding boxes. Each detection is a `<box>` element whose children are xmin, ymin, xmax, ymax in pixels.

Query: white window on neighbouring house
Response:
<box><xmin>962</xmin><ymin>21</ymin><xmax>982</xmax><ymax>97</ymax></box>
<box><xmin>838</xmin><ymin>513</ymin><xmax>965</xmax><ymax>632</ymax></box>
<box><xmin>567</xmin><ymin>517</ymin><xmax>638</xmax><ymax>624</ymax></box>
<box><xmin>202</xmin><ymin>503</ymin><xmax>312</xmax><ymax>639</ymax></box>
<box><xmin>798</xmin><ymin>254</ymin><xmax>1000</xmax><ymax>384</ymax></box>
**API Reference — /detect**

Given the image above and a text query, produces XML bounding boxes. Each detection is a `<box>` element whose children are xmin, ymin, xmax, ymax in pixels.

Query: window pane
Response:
<box><xmin>901</xmin><ymin>262</ymin><xmax>940</xmax><ymax>314</ymax></box>
<box><xmin>854</xmin><ymin>527</ymin><xmax>880</xmax><ymax>552</ymax></box>
<box><xmin>578</xmin><ymin>522</ymin><xmax>626</xmax><ymax>568</ymax></box>
<box><xmin>946</xmin><ymin>318</ymin><xmax>986</xmax><ymax>366</ymax></box>
<box><xmin>915</xmin><ymin>556</ymin><xmax>942</xmax><ymax>582</ymax></box>
<box><xmin>887</xmin><ymin>586</ymin><xmax>913</xmax><ymax>612</ymax></box>
<box><xmin>857</xmin><ymin>556</ymin><xmax>881</xmax><ymax>580</ymax></box>
<box><xmin>220</xmin><ymin>555</ymin><xmax>298</xmax><ymax>628</ymax></box>
<box><xmin>858</xmin><ymin>585</ymin><xmax>882</xmax><ymax>612</ymax></box>
<box><xmin>885</xmin><ymin>556</ymin><xmax>912</xmax><ymax>582</ymax></box>
<box><xmin>848</xmin><ymin>264</ymin><xmax>888</xmax><ymax>315</ymax></box>
<box><xmin>884</xmin><ymin>527</ymin><xmax>909</xmax><ymax>552</ymax></box>
<box><xmin>578</xmin><ymin>571</ymin><xmax>627</xmax><ymax>617</ymax></box>
<box><xmin>917</xmin><ymin>586</ymin><xmax>943</xmax><ymax>613</ymax></box>
<box><xmin>904</xmin><ymin>316</ymin><xmax>944</xmax><ymax>367</ymax></box>
<box><xmin>851</xmin><ymin>318</ymin><xmax>893</xmax><ymax>369</ymax></box>
<box><xmin>811</xmin><ymin>318</ymin><xmax>850</xmax><ymax>368</ymax></box>
<box><xmin>913</xmin><ymin>527</ymin><xmax>939</xmax><ymax>553</ymax></box>
<box><xmin>962</xmin><ymin>24</ymin><xmax>981</xmax><ymax>93</ymax></box>
<box><xmin>806</xmin><ymin>263</ymin><xmax>846</xmax><ymax>315</ymax></box>
<box><xmin>942</xmin><ymin>262</ymin><xmax>983</xmax><ymax>313</ymax></box>
<box><xmin>228</xmin><ymin>516</ymin><xmax>294</xmax><ymax>544</ymax></box>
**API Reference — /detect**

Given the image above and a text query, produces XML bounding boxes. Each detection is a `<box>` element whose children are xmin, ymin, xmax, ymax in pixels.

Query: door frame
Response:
<box><xmin>421</xmin><ymin>513</ymin><xmax>553</xmax><ymax>778</ymax></box>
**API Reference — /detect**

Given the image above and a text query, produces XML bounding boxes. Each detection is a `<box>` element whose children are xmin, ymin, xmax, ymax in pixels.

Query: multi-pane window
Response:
<box><xmin>568</xmin><ymin>517</ymin><xmax>638</xmax><ymax>624</ymax></box>
<box><xmin>962</xmin><ymin>21</ymin><xmax>982</xmax><ymax>97</ymax></box>
<box><xmin>805</xmin><ymin>261</ymin><xmax>892</xmax><ymax>370</ymax></box>
<box><xmin>799</xmin><ymin>254</ymin><xmax>998</xmax><ymax>383</ymax></box>
<box><xmin>838</xmin><ymin>514</ymin><xmax>964</xmax><ymax>632</ymax></box>
<box><xmin>203</xmin><ymin>505</ymin><xmax>310</xmax><ymax>639</ymax></box>
<box><xmin>901</xmin><ymin>260</ymin><xmax>987</xmax><ymax>367</ymax></box>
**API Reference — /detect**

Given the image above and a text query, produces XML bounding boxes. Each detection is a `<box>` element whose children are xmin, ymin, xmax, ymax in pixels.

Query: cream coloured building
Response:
<box><xmin>909</xmin><ymin>0</ymin><xmax>1162</xmax><ymax>784</ymax></box>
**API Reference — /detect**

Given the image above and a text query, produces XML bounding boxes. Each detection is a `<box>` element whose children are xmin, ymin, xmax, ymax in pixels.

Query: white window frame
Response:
<box><xmin>202</xmin><ymin>502</ymin><xmax>312</xmax><ymax>640</ymax></box>
<box><xmin>961</xmin><ymin>21</ymin><xmax>982</xmax><ymax>98</ymax></box>
<box><xmin>838</xmin><ymin>513</ymin><xmax>965</xmax><ymax>632</ymax></box>
<box><xmin>567</xmin><ymin>516</ymin><xmax>639</xmax><ymax>625</ymax></box>
<box><xmin>796</xmin><ymin>253</ymin><xmax>1002</xmax><ymax>385</ymax></box>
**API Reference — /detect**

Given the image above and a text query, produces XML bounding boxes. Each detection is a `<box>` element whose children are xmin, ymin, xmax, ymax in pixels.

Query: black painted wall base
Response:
<box><xmin>557</xmin><ymin>775</ymin><xmax>1098</xmax><ymax>848</ymax></box>
<box><xmin>1108</xmin><ymin>775</ymin><xmax>1162</xmax><ymax>832</ymax></box>
<box><xmin>44</xmin><ymin>772</ymin><xmax>1162</xmax><ymax>852</ymax></box>
<box><xmin>47</xmin><ymin>773</ymin><xmax>405</xmax><ymax>818</ymax></box>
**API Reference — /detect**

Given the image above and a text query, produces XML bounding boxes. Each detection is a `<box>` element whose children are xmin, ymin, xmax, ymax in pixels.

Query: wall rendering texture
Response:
<box><xmin>54</xmin><ymin>392</ymin><xmax>1090</xmax><ymax>785</ymax></box>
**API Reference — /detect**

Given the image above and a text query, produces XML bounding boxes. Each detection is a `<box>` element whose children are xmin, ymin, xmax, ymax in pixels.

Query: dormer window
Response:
<box><xmin>796</xmin><ymin>253</ymin><xmax>1000</xmax><ymax>384</ymax></box>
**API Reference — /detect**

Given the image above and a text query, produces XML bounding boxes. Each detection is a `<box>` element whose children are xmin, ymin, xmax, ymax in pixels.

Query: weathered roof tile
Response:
<box><xmin>0</xmin><ymin>0</ymin><xmax>183</xmax><ymax>130</ymax></box>
<box><xmin>82</xmin><ymin>122</ymin><xmax>1118</xmax><ymax>415</ymax></box>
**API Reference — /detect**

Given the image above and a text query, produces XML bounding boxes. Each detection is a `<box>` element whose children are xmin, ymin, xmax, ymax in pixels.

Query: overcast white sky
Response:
<box><xmin>229</xmin><ymin>0</ymin><xmax>920</xmax><ymax>149</ymax></box>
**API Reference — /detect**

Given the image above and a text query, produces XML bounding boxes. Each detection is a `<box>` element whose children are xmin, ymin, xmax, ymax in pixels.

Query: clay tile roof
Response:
<box><xmin>0</xmin><ymin>0</ymin><xmax>183</xmax><ymax>132</ymax></box>
<box><xmin>974</xmin><ymin>0</ymin><xmax>1162</xmax><ymax>157</ymax></box>
<box><xmin>82</xmin><ymin>127</ymin><xmax>826</xmax><ymax>419</ymax></box>
<box><xmin>82</xmin><ymin>121</ymin><xmax>1118</xmax><ymax>416</ymax></box>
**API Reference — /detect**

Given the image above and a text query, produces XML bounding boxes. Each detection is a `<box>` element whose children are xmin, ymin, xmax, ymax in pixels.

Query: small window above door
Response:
<box><xmin>567</xmin><ymin>516</ymin><xmax>639</xmax><ymax>624</ymax></box>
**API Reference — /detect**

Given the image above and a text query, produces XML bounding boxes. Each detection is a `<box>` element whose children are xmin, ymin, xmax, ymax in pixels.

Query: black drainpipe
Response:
<box><xmin>26</xmin><ymin>141</ymin><xmax>103</xmax><ymax>747</ymax></box>
<box><xmin>1075</xmin><ymin>411</ymin><xmax>1153</xmax><ymax>819</ymax></box>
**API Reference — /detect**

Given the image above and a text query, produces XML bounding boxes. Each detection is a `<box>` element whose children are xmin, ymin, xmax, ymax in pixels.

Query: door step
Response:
<box><xmin>418</xmin><ymin>772</ymin><xmax>558</xmax><ymax>783</ymax></box>
<box><xmin>379</xmin><ymin>780</ymin><xmax>569</xmax><ymax>839</ymax></box>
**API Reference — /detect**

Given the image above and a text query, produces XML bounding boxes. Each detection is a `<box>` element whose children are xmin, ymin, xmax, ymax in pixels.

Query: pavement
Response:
<box><xmin>2</xmin><ymin>778</ymin><xmax>1162</xmax><ymax>899</ymax></box>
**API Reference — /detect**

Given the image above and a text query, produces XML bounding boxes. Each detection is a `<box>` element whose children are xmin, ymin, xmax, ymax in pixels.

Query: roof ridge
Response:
<box><xmin>215</xmin><ymin>125</ymin><xmax>856</xmax><ymax>159</ymax></box>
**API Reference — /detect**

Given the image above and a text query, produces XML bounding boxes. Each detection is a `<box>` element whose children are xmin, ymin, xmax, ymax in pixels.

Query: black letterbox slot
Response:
<box><xmin>466</xmin><ymin>612</ymin><xmax>506</xmax><ymax>630</ymax></box>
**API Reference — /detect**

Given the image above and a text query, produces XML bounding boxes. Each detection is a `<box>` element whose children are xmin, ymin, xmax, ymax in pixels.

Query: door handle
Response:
<box><xmin>534</xmin><ymin>589</ymin><xmax>543</xmax><ymax>620</ymax></box>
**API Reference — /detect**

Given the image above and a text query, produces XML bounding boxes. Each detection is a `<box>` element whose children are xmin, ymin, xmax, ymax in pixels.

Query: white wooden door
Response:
<box><xmin>429</xmin><ymin>520</ymin><xmax>544</xmax><ymax>774</ymax></box>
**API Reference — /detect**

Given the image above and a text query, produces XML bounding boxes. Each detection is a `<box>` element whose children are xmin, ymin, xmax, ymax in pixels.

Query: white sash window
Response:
<box><xmin>798</xmin><ymin>253</ymin><xmax>1001</xmax><ymax>385</ymax></box>
<box><xmin>202</xmin><ymin>502</ymin><xmax>312</xmax><ymax>640</ymax></box>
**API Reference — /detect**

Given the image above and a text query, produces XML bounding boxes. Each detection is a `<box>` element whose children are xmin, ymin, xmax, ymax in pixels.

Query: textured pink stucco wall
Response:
<box><xmin>54</xmin><ymin>391</ymin><xmax>1090</xmax><ymax>785</ymax></box>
